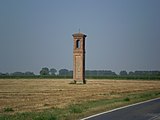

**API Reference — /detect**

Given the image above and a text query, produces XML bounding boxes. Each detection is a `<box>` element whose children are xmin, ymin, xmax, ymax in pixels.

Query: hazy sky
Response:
<box><xmin>0</xmin><ymin>0</ymin><xmax>160</xmax><ymax>74</ymax></box>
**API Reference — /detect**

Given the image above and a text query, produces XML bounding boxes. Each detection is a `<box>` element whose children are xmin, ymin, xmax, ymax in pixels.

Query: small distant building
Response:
<box><xmin>72</xmin><ymin>32</ymin><xmax>87</xmax><ymax>84</ymax></box>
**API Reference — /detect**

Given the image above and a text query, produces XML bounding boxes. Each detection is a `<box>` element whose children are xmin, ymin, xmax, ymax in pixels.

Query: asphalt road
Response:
<box><xmin>82</xmin><ymin>98</ymin><xmax>160</xmax><ymax>120</ymax></box>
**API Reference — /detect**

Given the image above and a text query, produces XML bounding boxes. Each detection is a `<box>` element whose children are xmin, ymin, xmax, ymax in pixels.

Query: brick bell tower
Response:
<box><xmin>72</xmin><ymin>32</ymin><xmax>87</xmax><ymax>84</ymax></box>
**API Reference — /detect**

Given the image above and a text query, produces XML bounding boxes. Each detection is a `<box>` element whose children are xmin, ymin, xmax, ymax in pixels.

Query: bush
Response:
<box><xmin>123</xmin><ymin>97</ymin><xmax>130</xmax><ymax>102</ymax></box>
<box><xmin>69</xmin><ymin>104</ymin><xmax>83</xmax><ymax>113</ymax></box>
<box><xmin>3</xmin><ymin>107</ymin><xmax>14</xmax><ymax>112</ymax></box>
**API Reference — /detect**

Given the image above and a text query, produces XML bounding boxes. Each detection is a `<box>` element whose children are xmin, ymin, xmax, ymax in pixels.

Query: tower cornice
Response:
<box><xmin>72</xmin><ymin>33</ymin><xmax>87</xmax><ymax>37</ymax></box>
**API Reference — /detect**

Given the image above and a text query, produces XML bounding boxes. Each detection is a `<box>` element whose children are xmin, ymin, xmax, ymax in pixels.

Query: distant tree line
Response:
<box><xmin>85</xmin><ymin>70</ymin><xmax>116</xmax><ymax>76</ymax></box>
<box><xmin>0</xmin><ymin>71</ymin><xmax>35</xmax><ymax>76</ymax></box>
<box><xmin>119</xmin><ymin>70</ymin><xmax>160</xmax><ymax>76</ymax></box>
<box><xmin>0</xmin><ymin>67</ymin><xmax>160</xmax><ymax>80</ymax></box>
<box><xmin>39</xmin><ymin>67</ymin><xmax>73</xmax><ymax>76</ymax></box>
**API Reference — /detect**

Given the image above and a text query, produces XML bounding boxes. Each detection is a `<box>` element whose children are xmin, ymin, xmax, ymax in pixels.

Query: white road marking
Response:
<box><xmin>81</xmin><ymin>97</ymin><xmax>160</xmax><ymax>120</ymax></box>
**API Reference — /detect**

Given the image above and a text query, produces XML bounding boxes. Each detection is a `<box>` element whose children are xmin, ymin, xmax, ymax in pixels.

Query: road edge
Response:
<box><xmin>81</xmin><ymin>97</ymin><xmax>160</xmax><ymax>120</ymax></box>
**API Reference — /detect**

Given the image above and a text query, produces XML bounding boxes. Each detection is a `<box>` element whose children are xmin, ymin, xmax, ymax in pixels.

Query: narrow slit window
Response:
<box><xmin>76</xmin><ymin>40</ymin><xmax>80</xmax><ymax>48</ymax></box>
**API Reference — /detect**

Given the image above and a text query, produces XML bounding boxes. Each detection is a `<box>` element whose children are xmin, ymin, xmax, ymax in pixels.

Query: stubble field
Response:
<box><xmin>0</xmin><ymin>79</ymin><xmax>160</xmax><ymax>114</ymax></box>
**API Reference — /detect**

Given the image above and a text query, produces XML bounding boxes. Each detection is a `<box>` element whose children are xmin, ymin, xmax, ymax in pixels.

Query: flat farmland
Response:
<box><xmin>0</xmin><ymin>79</ymin><xmax>160</xmax><ymax>114</ymax></box>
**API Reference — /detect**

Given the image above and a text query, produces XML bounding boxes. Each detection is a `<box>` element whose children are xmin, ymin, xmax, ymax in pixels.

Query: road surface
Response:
<box><xmin>82</xmin><ymin>98</ymin><xmax>160</xmax><ymax>120</ymax></box>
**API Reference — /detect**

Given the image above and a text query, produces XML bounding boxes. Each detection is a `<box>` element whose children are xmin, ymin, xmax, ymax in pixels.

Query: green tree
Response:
<box><xmin>120</xmin><ymin>70</ymin><xmax>127</xmax><ymax>76</ymax></box>
<box><xmin>59</xmin><ymin>69</ymin><xmax>69</xmax><ymax>76</ymax></box>
<box><xmin>11</xmin><ymin>72</ymin><xmax>24</xmax><ymax>76</ymax></box>
<box><xmin>50</xmin><ymin>68</ymin><xmax>57</xmax><ymax>75</ymax></box>
<box><xmin>40</xmin><ymin>67</ymin><xmax>49</xmax><ymax>75</ymax></box>
<box><xmin>0</xmin><ymin>73</ymin><xmax>9</xmax><ymax>76</ymax></box>
<box><xmin>24</xmin><ymin>71</ymin><xmax>35</xmax><ymax>76</ymax></box>
<box><xmin>129</xmin><ymin>71</ymin><xmax>134</xmax><ymax>75</ymax></box>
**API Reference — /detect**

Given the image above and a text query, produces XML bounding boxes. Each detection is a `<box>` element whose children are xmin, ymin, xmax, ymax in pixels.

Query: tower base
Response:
<box><xmin>75</xmin><ymin>79</ymin><xmax>86</xmax><ymax>84</ymax></box>
<box><xmin>70</xmin><ymin>79</ymin><xmax>86</xmax><ymax>84</ymax></box>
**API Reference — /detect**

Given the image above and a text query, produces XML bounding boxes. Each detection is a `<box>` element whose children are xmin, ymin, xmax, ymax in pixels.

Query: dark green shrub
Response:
<box><xmin>3</xmin><ymin>107</ymin><xmax>14</xmax><ymax>112</ymax></box>
<box><xmin>69</xmin><ymin>105</ymin><xmax>83</xmax><ymax>113</ymax></box>
<box><xmin>124</xmin><ymin>97</ymin><xmax>130</xmax><ymax>102</ymax></box>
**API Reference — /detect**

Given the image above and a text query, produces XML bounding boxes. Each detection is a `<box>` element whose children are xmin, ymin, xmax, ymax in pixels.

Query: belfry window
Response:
<box><xmin>76</xmin><ymin>40</ymin><xmax>80</xmax><ymax>48</ymax></box>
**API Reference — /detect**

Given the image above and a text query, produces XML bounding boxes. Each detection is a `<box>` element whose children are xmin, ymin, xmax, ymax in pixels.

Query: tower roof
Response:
<box><xmin>72</xmin><ymin>32</ymin><xmax>87</xmax><ymax>37</ymax></box>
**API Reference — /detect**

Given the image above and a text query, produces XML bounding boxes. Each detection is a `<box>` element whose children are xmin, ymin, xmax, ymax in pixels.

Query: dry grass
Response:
<box><xmin>0</xmin><ymin>79</ymin><xmax>160</xmax><ymax>113</ymax></box>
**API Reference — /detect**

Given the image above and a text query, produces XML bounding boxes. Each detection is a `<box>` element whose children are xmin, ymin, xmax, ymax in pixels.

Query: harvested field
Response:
<box><xmin>0</xmin><ymin>79</ymin><xmax>160</xmax><ymax>113</ymax></box>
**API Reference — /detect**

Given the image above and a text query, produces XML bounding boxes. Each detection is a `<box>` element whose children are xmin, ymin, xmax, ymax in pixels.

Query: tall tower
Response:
<box><xmin>72</xmin><ymin>32</ymin><xmax>87</xmax><ymax>84</ymax></box>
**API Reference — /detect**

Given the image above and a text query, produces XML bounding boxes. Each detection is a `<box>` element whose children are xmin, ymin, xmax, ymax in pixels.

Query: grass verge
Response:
<box><xmin>0</xmin><ymin>90</ymin><xmax>160</xmax><ymax>120</ymax></box>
